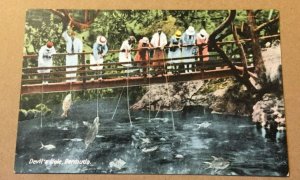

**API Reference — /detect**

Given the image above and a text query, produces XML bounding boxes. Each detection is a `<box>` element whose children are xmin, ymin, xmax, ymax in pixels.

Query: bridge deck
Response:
<box><xmin>21</xmin><ymin>66</ymin><xmax>254</xmax><ymax>94</ymax></box>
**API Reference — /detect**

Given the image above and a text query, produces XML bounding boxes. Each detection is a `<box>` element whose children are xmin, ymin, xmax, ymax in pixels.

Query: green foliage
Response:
<box><xmin>24</xmin><ymin>11</ymin><xmax>66</xmax><ymax>67</ymax></box>
<box><xmin>198</xmin><ymin>78</ymin><xmax>234</xmax><ymax>94</ymax></box>
<box><xmin>27</xmin><ymin>109</ymin><xmax>40</xmax><ymax>119</ymax></box>
<box><xmin>35</xmin><ymin>103</ymin><xmax>52</xmax><ymax>116</ymax></box>
<box><xmin>24</xmin><ymin>12</ymin><xmax>64</xmax><ymax>54</ymax></box>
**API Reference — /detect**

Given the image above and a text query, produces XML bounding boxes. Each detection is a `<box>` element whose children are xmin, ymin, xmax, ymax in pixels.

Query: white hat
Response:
<box><xmin>141</xmin><ymin>37</ymin><xmax>149</xmax><ymax>44</ymax></box>
<box><xmin>186</xmin><ymin>26</ymin><xmax>195</xmax><ymax>35</ymax></box>
<box><xmin>197</xmin><ymin>29</ymin><xmax>209</xmax><ymax>39</ymax></box>
<box><xmin>97</xmin><ymin>36</ymin><xmax>107</xmax><ymax>45</ymax></box>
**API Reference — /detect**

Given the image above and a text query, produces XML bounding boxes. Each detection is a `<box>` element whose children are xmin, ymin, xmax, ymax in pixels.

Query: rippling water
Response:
<box><xmin>15</xmin><ymin>97</ymin><xmax>289</xmax><ymax>176</ymax></box>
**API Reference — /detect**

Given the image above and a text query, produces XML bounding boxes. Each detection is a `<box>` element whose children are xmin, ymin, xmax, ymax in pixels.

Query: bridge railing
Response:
<box><xmin>22</xmin><ymin>54</ymin><xmax>242</xmax><ymax>84</ymax></box>
<box><xmin>21</xmin><ymin>34</ymin><xmax>279</xmax><ymax>86</ymax></box>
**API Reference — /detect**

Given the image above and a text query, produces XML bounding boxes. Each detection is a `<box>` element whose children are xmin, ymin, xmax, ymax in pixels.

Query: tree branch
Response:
<box><xmin>209</xmin><ymin>11</ymin><xmax>236</xmax><ymax>40</ymax></box>
<box><xmin>49</xmin><ymin>9</ymin><xmax>66</xmax><ymax>19</ymax></box>
<box><xmin>216</xmin><ymin>28</ymin><xmax>232</xmax><ymax>42</ymax></box>
<box><xmin>232</xmin><ymin>24</ymin><xmax>249</xmax><ymax>76</ymax></box>
<box><xmin>49</xmin><ymin>9</ymin><xmax>99</xmax><ymax>30</ymax></box>
<box><xmin>209</xmin><ymin>10</ymin><xmax>257</xmax><ymax>92</ymax></box>
<box><xmin>232</xmin><ymin>24</ymin><xmax>258</xmax><ymax>91</ymax></box>
<box><xmin>255</xmin><ymin>16</ymin><xmax>279</xmax><ymax>32</ymax></box>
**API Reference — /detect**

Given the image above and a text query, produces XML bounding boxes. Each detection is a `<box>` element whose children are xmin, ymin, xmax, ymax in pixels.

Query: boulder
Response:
<box><xmin>252</xmin><ymin>93</ymin><xmax>285</xmax><ymax>130</ymax></box>
<box><xmin>19</xmin><ymin>109</ymin><xmax>28</xmax><ymax>121</ymax></box>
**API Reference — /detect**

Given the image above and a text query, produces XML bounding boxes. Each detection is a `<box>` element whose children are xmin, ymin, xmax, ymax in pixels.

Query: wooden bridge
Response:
<box><xmin>21</xmin><ymin>34</ymin><xmax>279</xmax><ymax>95</ymax></box>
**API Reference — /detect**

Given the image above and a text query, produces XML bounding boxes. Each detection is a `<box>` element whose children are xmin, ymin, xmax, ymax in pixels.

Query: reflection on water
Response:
<box><xmin>15</xmin><ymin>98</ymin><xmax>289</xmax><ymax>176</ymax></box>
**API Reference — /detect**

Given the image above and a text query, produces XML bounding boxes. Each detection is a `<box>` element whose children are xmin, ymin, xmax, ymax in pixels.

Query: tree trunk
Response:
<box><xmin>247</xmin><ymin>10</ymin><xmax>266</xmax><ymax>81</ymax></box>
<box><xmin>209</xmin><ymin>10</ymin><xmax>257</xmax><ymax>92</ymax></box>
<box><xmin>232</xmin><ymin>24</ymin><xmax>250</xmax><ymax>79</ymax></box>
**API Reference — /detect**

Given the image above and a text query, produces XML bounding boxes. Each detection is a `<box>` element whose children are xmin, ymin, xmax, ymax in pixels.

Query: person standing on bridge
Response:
<box><xmin>168</xmin><ymin>30</ymin><xmax>182</xmax><ymax>74</ymax></box>
<box><xmin>196</xmin><ymin>29</ymin><xmax>210</xmax><ymax>62</ymax></box>
<box><xmin>91</xmin><ymin>35</ymin><xmax>108</xmax><ymax>80</ymax></box>
<box><xmin>135</xmin><ymin>37</ymin><xmax>151</xmax><ymax>77</ymax></box>
<box><xmin>119</xmin><ymin>36</ymin><xmax>136</xmax><ymax>74</ymax></box>
<box><xmin>62</xmin><ymin>24</ymin><xmax>83</xmax><ymax>82</ymax></box>
<box><xmin>151</xmin><ymin>28</ymin><xmax>167</xmax><ymax>76</ymax></box>
<box><xmin>37</xmin><ymin>41</ymin><xmax>56</xmax><ymax>84</ymax></box>
<box><xmin>181</xmin><ymin>26</ymin><xmax>196</xmax><ymax>73</ymax></box>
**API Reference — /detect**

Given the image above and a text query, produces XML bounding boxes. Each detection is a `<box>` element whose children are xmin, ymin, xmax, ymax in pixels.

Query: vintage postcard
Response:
<box><xmin>15</xmin><ymin>9</ymin><xmax>288</xmax><ymax>176</ymax></box>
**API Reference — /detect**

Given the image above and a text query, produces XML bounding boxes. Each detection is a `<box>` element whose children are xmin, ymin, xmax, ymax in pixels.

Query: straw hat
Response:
<box><xmin>174</xmin><ymin>30</ymin><xmax>182</xmax><ymax>38</ymax></box>
<box><xmin>97</xmin><ymin>36</ymin><xmax>107</xmax><ymax>45</ymax></box>
<box><xmin>186</xmin><ymin>26</ymin><xmax>195</xmax><ymax>35</ymax></box>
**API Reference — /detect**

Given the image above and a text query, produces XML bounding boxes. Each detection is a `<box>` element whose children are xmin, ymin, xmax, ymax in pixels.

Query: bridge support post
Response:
<box><xmin>81</xmin><ymin>51</ymin><xmax>86</xmax><ymax>89</ymax></box>
<box><xmin>199</xmin><ymin>45</ymin><xmax>204</xmax><ymax>78</ymax></box>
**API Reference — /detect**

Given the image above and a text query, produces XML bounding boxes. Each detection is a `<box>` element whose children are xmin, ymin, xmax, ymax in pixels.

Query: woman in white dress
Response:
<box><xmin>181</xmin><ymin>26</ymin><xmax>196</xmax><ymax>73</ymax></box>
<box><xmin>119</xmin><ymin>36</ymin><xmax>136</xmax><ymax>73</ymax></box>
<box><xmin>90</xmin><ymin>35</ymin><xmax>108</xmax><ymax>79</ymax></box>
<box><xmin>37</xmin><ymin>41</ymin><xmax>56</xmax><ymax>84</ymax></box>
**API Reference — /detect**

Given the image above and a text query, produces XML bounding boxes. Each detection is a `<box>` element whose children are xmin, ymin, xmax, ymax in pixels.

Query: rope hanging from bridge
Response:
<box><xmin>148</xmin><ymin>54</ymin><xmax>152</xmax><ymax>122</ymax></box>
<box><xmin>154</xmin><ymin>104</ymin><xmax>161</xmax><ymax>119</ymax></box>
<box><xmin>126</xmin><ymin>67</ymin><xmax>133</xmax><ymax>127</ymax></box>
<box><xmin>164</xmin><ymin>50</ymin><xmax>175</xmax><ymax>131</ymax></box>
<box><xmin>40</xmin><ymin>75</ymin><xmax>44</xmax><ymax>128</ymax></box>
<box><xmin>96</xmin><ymin>89</ymin><xmax>99</xmax><ymax>118</ymax></box>
<box><xmin>96</xmin><ymin>71</ymin><xmax>100</xmax><ymax>118</ymax></box>
<box><xmin>111</xmin><ymin>87</ymin><xmax>125</xmax><ymax>121</ymax></box>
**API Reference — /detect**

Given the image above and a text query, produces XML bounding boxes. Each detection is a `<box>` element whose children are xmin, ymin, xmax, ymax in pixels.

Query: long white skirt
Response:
<box><xmin>66</xmin><ymin>55</ymin><xmax>78</xmax><ymax>82</ymax></box>
<box><xmin>37</xmin><ymin>59</ymin><xmax>52</xmax><ymax>73</ymax></box>
<box><xmin>90</xmin><ymin>54</ymin><xmax>104</xmax><ymax>70</ymax></box>
<box><xmin>119</xmin><ymin>52</ymin><xmax>132</xmax><ymax>67</ymax></box>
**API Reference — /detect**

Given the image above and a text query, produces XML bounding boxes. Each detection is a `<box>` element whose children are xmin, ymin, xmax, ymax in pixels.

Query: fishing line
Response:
<box><xmin>148</xmin><ymin>52</ymin><xmax>151</xmax><ymax>122</ymax></box>
<box><xmin>154</xmin><ymin>103</ymin><xmax>161</xmax><ymax>118</ymax></box>
<box><xmin>111</xmin><ymin>87</ymin><xmax>125</xmax><ymax>120</ymax></box>
<box><xmin>96</xmin><ymin>69</ymin><xmax>100</xmax><ymax>118</ymax></box>
<box><xmin>69</xmin><ymin>74</ymin><xmax>73</xmax><ymax>99</ymax></box>
<box><xmin>96</xmin><ymin>89</ymin><xmax>99</xmax><ymax>118</ymax></box>
<box><xmin>163</xmin><ymin>49</ymin><xmax>175</xmax><ymax>131</ymax></box>
<box><xmin>126</xmin><ymin>67</ymin><xmax>133</xmax><ymax>126</ymax></box>
<box><xmin>40</xmin><ymin>74</ymin><xmax>44</xmax><ymax>128</ymax></box>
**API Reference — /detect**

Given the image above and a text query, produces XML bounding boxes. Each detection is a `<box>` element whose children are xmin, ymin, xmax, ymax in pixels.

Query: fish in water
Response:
<box><xmin>136</xmin><ymin>129</ymin><xmax>146</xmax><ymax>137</ymax></box>
<box><xmin>204</xmin><ymin>156</ymin><xmax>230</xmax><ymax>172</ymax></box>
<box><xmin>195</xmin><ymin>122</ymin><xmax>211</xmax><ymax>129</ymax></box>
<box><xmin>109</xmin><ymin>158</ymin><xmax>126</xmax><ymax>170</ymax></box>
<box><xmin>62</xmin><ymin>138</ymin><xmax>83</xmax><ymax>142</ymax></box>
<box><xmin>83</xmin><ymin>121</ymin><xmax>89</xmax><ymax>127</ymax></box>
<box><xmin>142</xmin><ymin>146</ymin><xmax>158</xmax><ymax>153</ymax></box>
<box><xmin>40</xmin><ymin>142</ymin><xmax>56</xmax><ymax>150</ymax></box>
<box><xmin>175</xmin><ymin>154</ymin><xmax>184</xmax><ymax>159</ymax></box>
<box><xmin>61</xmin><ymin>93</ymin><xmax>72</xmax><ymax>118</ymax></box>
<box><xmin>141</xmin><ymin>138</ymin><xmax>151</xmax><ymax>144</ymax></box>
<box><xmin>84</xmin><ymin>117</ymin><xmax>100</xmax><ymax>149</ymax></box>
<box><xmin>149</xmin><ymin>118</ymin><xmax>169</xmax><ymax>123</ymax></box>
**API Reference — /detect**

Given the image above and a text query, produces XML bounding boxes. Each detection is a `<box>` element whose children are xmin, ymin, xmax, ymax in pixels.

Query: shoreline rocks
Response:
<box><xmin>19</xmin><ymin>103</ymin><xmax>52</xmax><ymax>121</ymax></box>
<box><xmin>131</xmin><ymin>81</ymin><xmax>204</xmax><ymax>111</ymax></box>
<box><xmin>252</xmin><ymin>93</ymin><xmax>285</xmax><ymax>131</ymax></box>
